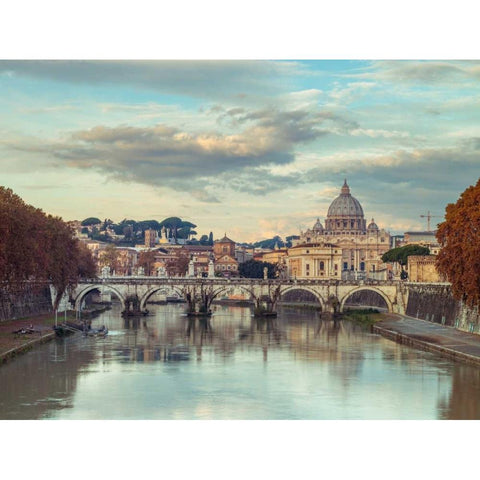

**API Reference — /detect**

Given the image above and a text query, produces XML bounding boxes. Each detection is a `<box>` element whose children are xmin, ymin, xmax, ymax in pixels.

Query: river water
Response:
<box><xmin>1</xmin><ymin>303</ymin><xmax>480</xmax><ymax>420</ymax></box>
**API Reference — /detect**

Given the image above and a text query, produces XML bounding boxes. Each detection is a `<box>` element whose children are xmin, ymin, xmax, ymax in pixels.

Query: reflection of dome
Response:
<box><xmin>313</xmin><ymin>218</ymin><xmax>324</xmax><ymax>232</ymax></box>
<box><xmin>325</xmin><ymin>180</ymin><xmax>367</xmax><ymax>234</ymax></box>
<box><xmin>327</xmin><ymin>179</ymin><xmax>364</xmax><ymax>217</ymax></box>
<box><xmin>368</xmin><ymin>218</ymin><xmax>379</xmax><ymax>231</ymax></box>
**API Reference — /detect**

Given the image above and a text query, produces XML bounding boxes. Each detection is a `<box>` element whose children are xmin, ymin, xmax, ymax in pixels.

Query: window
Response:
<box><xmin>372</xmin><ymin>265</ymin><xmax>376</xmax><ymax>272</ymax></box>
<box><xmin>334</xmin><ymin>264</ymin><xmax>338</xmax><ymax>271</ymax></box>
<box><xmin>319</xmin><ymin>261</ymin><xmax>324</xmax><ymax>270</ymax></box>
<box><xmin>360</xmin><ymin>262</ymin><xmax>365</xmax><ymax>271</ymax></box>
<box><xmin>306</xmin><ymin>264</ymin><xmax>310</xmax><ymax>270</ymax></box>
<box><xmin>343</xmin><ymin>262</ymin><xmax>348</xmax><ymax>270</ymax></box>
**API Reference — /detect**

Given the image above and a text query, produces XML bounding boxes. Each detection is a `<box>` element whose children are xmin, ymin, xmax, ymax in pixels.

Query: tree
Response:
<box><xmin>0</xmin><ymin>187</ymin><xmax>96</xmax><ymax>314</ymax></box>
<box><xmin>208</xmin><ymin>232</ymin><xmax>214</xmax><ymax>246</ymax></box>
<box><xmin>99</xmin><ymin>244</ymin><xmax>119</xmax><ymax>274</ymax></box>
<box><xmin>81</xmin><ymin>217</ymin><xmax>101</xmax><ymax>226</ymax></box>
<box><xmin>239</xmin><ymin>259</ymin><xmax>276</xmax><ymax>279</ymax></box>
<box><xmin>436</xmin><ymin>179</ymin><xmax>480</xmax><ymax>307</ymax></box>
<box><xmin>138</xmin><ymin>250</ymin><xmax>156</xmax><ymax>276</ymax></box>
<box><xmin>198</xmin><ymin>235</ymin><xmax>209</xmax><ymax>245</ymax></box>
<box><xmin>253</xmin><ymin>236</ymin><xmax>285</xmax><ymax>249</ymax></box>
<box><xmin>165</xmin><ymin>252</ymin><xmax>189</xmax><ymax>277</ymax></box>
<box><xmin>159</xmin><ymin>217</ymin><xmax>183</xmax><ymax>242</ymax></box>
<box><xmin>381</xmin><ymin>245</ymin><xmax>430</xmax><ymax>270</ymax></box>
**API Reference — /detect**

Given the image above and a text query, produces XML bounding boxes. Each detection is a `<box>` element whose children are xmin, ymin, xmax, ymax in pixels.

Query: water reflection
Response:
<box><xmin>1</xmin><ymin>304</ymin><xmax>480</xmax><ymax>419</ymax></box>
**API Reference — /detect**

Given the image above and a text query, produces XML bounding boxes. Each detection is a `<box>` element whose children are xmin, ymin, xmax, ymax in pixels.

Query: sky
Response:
<box><xmin>1</xmin><ymin>59</ymin><xmax>480</xmax><ymax>242</ymax></box>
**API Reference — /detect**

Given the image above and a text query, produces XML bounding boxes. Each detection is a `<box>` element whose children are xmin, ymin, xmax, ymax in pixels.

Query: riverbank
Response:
<box><xmin>373</xmin><ymin>314</ymin><xmax>480</xmax><ymax>367</ymax></box>
<box><xmin>0</xmin><ymin>312</ymin><xmax>60</xmax><ymax>364</ymax></box>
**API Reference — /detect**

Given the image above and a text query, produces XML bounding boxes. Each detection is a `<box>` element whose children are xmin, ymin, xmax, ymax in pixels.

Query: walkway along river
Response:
<box><xmin>1</xmin><ymin>303</ymin><xmax>480</xmax><ymax>419</ymax></box>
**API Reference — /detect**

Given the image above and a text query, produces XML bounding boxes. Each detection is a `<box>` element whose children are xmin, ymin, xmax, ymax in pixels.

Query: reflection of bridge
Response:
<box><xmin>71</xmin><ymin>277</ymin><xmax>410</xmax><ymax>315</ymax></box>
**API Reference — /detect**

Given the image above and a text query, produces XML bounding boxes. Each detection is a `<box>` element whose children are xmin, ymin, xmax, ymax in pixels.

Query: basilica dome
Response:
<box><xmin>327</xmin><ymin>180</ymin><xmax>364</xmax><ymax>217</ymax></box>
<box><xmin>324</xmin><ymin>180</ymin><xmax>367</xmax><ymax>234</ymax></box>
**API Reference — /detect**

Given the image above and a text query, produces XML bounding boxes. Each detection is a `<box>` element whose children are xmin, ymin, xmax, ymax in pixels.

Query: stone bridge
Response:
<box><xmin>70</xmin><ymin>277</ymin><xmax>411</xmax><ymax>315</ymax></box>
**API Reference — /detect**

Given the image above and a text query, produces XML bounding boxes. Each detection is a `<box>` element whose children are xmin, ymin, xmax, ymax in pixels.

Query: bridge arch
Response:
<box><xmin>74</xmin><ymin>284</ymin><xmax>126</xmax><ymax>311</ymax></box>
<box><xmin>279</xmin><ymin>285</ymin><xmax>325</xmax><ymax>310</ymax></box>
<box><xmin>139</xmin><ymin>283</ymin><xmax>263</xmax><ymax>311</ymax></box>
<box><xmin>139</xmin><ymin>285</ymin><xmax>187</xmax><ymax>311</ymax></box>
<box><xmin>339</xmin><ymin>286</ymin><xmax>392</xmax><ymax>313</ymax></box>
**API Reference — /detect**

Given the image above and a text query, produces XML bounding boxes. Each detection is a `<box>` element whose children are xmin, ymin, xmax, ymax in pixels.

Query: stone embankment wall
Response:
<box><xmin>0</xmin><ymin>285</ymin><xmax>53</xmax><ymax>322</ymax></box>
<box><xmin>405</xmin><ymin>283</ymin><xmax>480</xmax><ymax>334</ymax></box>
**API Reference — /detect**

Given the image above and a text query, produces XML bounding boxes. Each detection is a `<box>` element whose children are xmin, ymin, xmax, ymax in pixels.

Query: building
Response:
<box><xmin>287</xmin><ymin>180</ymin><xmax>391</xmax><ymax>280</ymax></box>
<box><xmin>144</xmin><ymin>228</ymin><xmax>157</xmax><ymax>248</ymax></box>
<box><xmin>235</xmin><ymin>245</ymin><xmax>253</xmax><ymax>264</ymax></box>
<box><xmin>408</xmin><ymin>255</ymin><xmax>445</xmax><ymax>282</ymax></box>
<box><xmin>287</xmin><ymin>243</ymin><xmax>343</xmax><ymax>279</ymax></box>
<box><xmin>213</xmin><ymin>234</ymin><xmax>239</xmax><ymax>276</ymax></box>
<box><xmin>182</xmin><ymin>245</ymin><xmax>214</xmax><ymax>277</ymax></box>
<box><xmin>404</xmin><ymin>231</ymin><xmax>440</xmax><ymax>255</ymax></box>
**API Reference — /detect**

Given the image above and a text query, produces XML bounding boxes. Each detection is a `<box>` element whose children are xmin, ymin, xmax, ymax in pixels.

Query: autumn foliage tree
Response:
<box><xmin>138</xmin><ymin>250</ymin><xmax>157</xmax><ymax>276</ymax></box>
<box><xmin>99</xmin><ymin>243</ymin><xmax>119</xmax><ymax>274</ymax></box>
<box><xmin>0</xmin><ymin>187</ymin><xmax>97</xmax><ymax>312</ymax></box>
<box><xmin>436</xmin><ymin>179</ymin><xmax>480</xmax><ymax>308</ymax></box>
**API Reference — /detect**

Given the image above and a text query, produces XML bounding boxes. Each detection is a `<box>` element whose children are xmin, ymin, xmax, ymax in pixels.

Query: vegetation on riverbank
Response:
<box><xmin>279</xmin><ymin>302</ymin><xmax>322</xmax><ymax>311</ymax></box>
<box><xmin>342</xmin><ymin>308</ymin><xmax>384</xmax><ymax>326</ymax></box>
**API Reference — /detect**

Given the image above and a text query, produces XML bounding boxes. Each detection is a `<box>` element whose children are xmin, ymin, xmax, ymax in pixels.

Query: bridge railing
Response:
<box><xmin>78</xmin><ymin>276</ymin><xmax>406</xmax><ymax>286</ymax></box>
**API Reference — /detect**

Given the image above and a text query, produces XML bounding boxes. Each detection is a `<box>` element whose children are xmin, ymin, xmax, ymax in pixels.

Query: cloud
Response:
<box><xmin>18</xmin><ymin>105</ymin><xmax>79</xmax><ymax>114</ymax></box>
<box><xmin>352</xmin><ymin>61</ymin><xmax>480</xmax><ymax>85</ymax></box>
<box><xmin>190</xmin><ymin>190</ymin><xmax>221</xmax><ymax>203</ymax></box>
<box><xmin>3</xmin><ymin>103</ymin><xmax>347</xmax><ymax>197</ymax></box>
<box><xmin>0</xmin><ymin>60</ymin><xmax>303</xmax><ymax>99</ymax></box>
<box><xmin>221</xmin><ymin>144</ymin><xmax>480</xmax><ymax>208</ymax></box>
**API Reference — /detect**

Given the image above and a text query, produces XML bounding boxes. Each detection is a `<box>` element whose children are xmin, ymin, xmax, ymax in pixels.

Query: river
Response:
<box><xmin>1</xmin><ymin>303</ymin><xmax>480</xmax><ymax>419</ymax></box>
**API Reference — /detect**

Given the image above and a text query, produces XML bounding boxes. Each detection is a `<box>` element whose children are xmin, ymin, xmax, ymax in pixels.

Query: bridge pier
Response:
<box><xmin>122</xmin><ymin>295</ymin><xmax>147</xmax><ymax>317</ymax></box>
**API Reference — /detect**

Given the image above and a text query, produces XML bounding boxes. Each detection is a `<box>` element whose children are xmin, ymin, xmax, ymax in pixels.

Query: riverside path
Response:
<box><xmin>373</xmin><ymin>314</ymin><xmax>480</xmax><ymax>366</ymax></box>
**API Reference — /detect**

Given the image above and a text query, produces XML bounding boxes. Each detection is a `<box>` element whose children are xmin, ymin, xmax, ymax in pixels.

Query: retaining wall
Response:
<box><xmin>0</xmin><ymin>285</ymin><xmax>53</xmax><ymax>322</ymax></box>
<box><xmin>405</xmin><ymin>283</ymin><xmax>480</xmax><ymax>334</ymax></box>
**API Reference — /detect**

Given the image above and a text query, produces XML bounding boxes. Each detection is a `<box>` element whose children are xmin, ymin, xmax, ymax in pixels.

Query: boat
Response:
<box><xmin>84</xmin><ymin>325</ymin><xmax>109</xmax><ymax>337</ymax></box>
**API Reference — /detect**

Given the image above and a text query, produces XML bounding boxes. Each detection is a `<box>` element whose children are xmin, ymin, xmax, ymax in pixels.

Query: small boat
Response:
<box><xmin>84</xmin><ymin>325</ymin><xmax>109</xmax><ymax>337</ymax></box>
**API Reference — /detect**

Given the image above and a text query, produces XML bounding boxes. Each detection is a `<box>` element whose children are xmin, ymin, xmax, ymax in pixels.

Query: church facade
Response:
<box><xmin>287</xmin><ymin>180</ymin><xmax>391</xmax><ymax>280</ymax></box>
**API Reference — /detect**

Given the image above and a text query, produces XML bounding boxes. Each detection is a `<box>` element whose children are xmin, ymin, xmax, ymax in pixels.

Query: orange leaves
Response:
<box><xmin>436</xmin><ymin>178</ymin><xmax>480</xmax><ymax>307</ymax></box>
<box><xmin>0</xmin><ymin>187</ymin><xmax>96</xmax><ymax>308</ymax></box>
